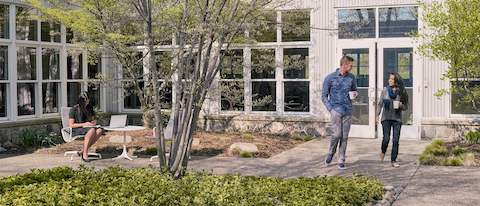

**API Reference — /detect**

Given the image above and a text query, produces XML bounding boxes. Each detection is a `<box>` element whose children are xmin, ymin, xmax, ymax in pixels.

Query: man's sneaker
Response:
<box><xmin>380</xmin><ymin>153</ymin><xmax>385</xmax><ymax>162</ymax></box>
<box><xmin>391</xmin><ymin>162</ymin><xmax>400</xmax><ymax>168</ymax></box>
<box><xmin>338</xmin><ymin>163</ymin><xmax>346</xmax><ymax>170</ymax></box>
<box><xmin>325</xmin><ymin>155</ymin><xmax>333</xmax><ymax>166</ymax></box>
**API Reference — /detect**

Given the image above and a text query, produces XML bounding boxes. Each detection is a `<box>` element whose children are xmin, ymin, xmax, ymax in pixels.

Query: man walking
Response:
<box><xmin>321</xmin><ymin>55</ymin><xmax>357</xmax><ymax>170</ymax></box>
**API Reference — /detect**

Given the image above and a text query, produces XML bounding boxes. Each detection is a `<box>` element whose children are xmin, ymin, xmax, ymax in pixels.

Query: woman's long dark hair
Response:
<box><xmin>76</xmin><ymin>93</ymin><xmax>94</xmax><ymax>119</ymax></box>
<box><xmin>390</xmin><ymin>72</ymin><xmax>409</xmax><ymax>106</ymax></box>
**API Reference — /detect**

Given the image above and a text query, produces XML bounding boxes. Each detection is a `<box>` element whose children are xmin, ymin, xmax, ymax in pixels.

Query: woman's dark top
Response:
<box><xmin>69</xmin><ymin>105</ymin><xmax>95</xmax><ymax>124</ymax></box>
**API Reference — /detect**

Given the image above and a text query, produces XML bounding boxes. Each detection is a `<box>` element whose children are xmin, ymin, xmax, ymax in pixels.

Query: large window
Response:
<box><xmin>379</xmin><ymin>7</ymin><xmax>418</xmax><ymax>38</ymax></box>
<box><xmin>42</xmin><ymin>48</ymin><xmax>60</xmax><ymax>80</ymax></box>
<box><xmin>338</xmin><ymin>7</ymin><xmax>418</xmax><ymax>39</ymax></box>
<box><xmin>17</xmin><ymin>83</ymin><xmax>35</xmax><ymax>116</ymax></box>
<box><xmin>220</xmin><ymin>50</ymin><xmax>244</xmax><ymax>111</ymax></box>
<box><xmin>0</xmin><ymin>45</ymin><xmax>6</xmax><ymax>118</ymax></box>
<box><xmin>42</xmin><ymin>83</ymin><xmax>60</xmax><ymax>114</ymax></box>
<box><xmin>338</xmin><ymin>9</ymin><xmax>376</xmax><ymax>39</ymax></box>
<box><xmin>252</xmin><ymin>11</ymin><xmax>277</xmax><ymax>42</ymax></box>
<box><xmin>67</xmin><ymin>82</ymin><xmax>82</xmax><ymax>107</ymax></box>
<box><xmin>41</xmin><ymin>22</ymin><xmax>61</xmax><ymax>42</ymax></box>
<box><xmin>67</xmin><ymin>52</ymin><xmax>83</xmax><ymax>79</ymax></box>
<box><xmin>284</xmin><ymin>48</ymin><xmax>309</xmax><ymax>112</ymax></box>
<box><xmin>0</xmin><ymin>4</ymin><xmax>9</xmax><ymax>39</ymax></box>
<box><xmin>17</xmin><ymin>47</ymin><xmax>36</xmax><ymax>80</ymax></box>
<box><xmin>451</xmin><ymin>80</ymin><xmax>480</xmax><ymax>115</ymax></box>
<box><xmin>123</xmin><ymin>81</ymin><xmax>143</xmax><ymax>110</ymax></box>
<box><xmin>251</xmin><ymin>48</ymin><xmax>276</xmax><ymax>111</ymax></box>
<box><xmin>282</xmin><ymin>10</ymin><xmax>310</xmax><ymax>42</ymax></box>
<box><xmin>16</xmin><ymin>7</ymin><xmax>37</xmax><ymax>41</ymax></box>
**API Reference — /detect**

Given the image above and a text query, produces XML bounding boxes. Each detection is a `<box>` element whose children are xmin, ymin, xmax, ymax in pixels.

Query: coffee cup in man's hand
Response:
<box><xmin>349</xmin><ymin>91</ymin><xmax>358</xmax><ymax>100</ymax></box>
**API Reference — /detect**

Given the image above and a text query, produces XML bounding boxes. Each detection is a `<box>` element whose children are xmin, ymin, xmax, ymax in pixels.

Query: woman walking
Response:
<box><xmin>377</xmin><ymin>72</ymin><xmax>409</xmax><ymax>167</ymax></box>
<box><xmin>69</xmin><ymin>93</ymin><xmax>103</xmax><ymax>162</ymax></box>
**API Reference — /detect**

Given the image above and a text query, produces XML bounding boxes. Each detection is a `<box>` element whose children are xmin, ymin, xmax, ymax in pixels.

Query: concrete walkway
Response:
<box><xmin>1</xmin><ymin>138</ymin><xmax>479</xmax><ymax>206</ymax></box>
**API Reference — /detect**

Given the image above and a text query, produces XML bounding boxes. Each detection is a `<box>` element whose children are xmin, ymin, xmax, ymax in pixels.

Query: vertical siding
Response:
<box><xmin>422</xmin><ymin>57</ymin><xmax>449</xmax><ymax>118</ymax></box>
<box><xmin>335</xmin><ymin>0</ymin><xmax>419</xmax><ymax>8</ymax></box>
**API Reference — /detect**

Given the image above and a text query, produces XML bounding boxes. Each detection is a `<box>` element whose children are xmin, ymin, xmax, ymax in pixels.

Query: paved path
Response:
<box><xmin>1</xmin><ymin>138</ymin><xmax>479</xmax><ymax>206</ymax></box>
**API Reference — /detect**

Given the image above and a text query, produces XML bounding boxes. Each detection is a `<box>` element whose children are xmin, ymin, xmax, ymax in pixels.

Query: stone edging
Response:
<box><xmin>367</xmin><ymin>185</ymin><xmax>399</xmax><ymax>206</ymax></box>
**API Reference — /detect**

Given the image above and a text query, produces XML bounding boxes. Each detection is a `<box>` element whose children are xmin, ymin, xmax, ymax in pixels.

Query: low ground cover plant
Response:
<box><xmin>419</xmin><ymin>132</ymin><xmax>480</xmax><ymax>166</ymax></box>
<box><xmin>0</xmin><ymin>166</ymin><xmax>383</xmax><ymax>205</ymax></box>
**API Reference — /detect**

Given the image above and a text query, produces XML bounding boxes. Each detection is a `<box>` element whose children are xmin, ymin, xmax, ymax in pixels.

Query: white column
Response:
<box><xmin>9</xmin><ymin>4</ymin><xmax>17</xmax><ymax>121</ymax></box>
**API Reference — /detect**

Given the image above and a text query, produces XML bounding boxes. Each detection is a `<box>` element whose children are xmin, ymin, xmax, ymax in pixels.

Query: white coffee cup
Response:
<box><xmin>393</xmin><ymin>100</ymin><xmax>400</xmax><ymax>109</ymax></box>
<box><xmin>348</xmin><ymin>91</ymin><xmax>357</xmax><ymax>100</ymax></box>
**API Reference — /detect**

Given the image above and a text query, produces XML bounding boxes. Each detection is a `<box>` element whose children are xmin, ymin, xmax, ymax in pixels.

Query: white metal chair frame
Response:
<box><xmin>61</xmin><ymin>107</ymin><xmax>102</xmax><ymax>160</ymax></box>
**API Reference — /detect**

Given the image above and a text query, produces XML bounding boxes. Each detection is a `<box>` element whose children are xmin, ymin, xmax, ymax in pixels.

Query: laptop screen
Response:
<box><xmin>109</xmin><ymin>115</ymin><xmax>127</xmax><ymax>128</ymax></box>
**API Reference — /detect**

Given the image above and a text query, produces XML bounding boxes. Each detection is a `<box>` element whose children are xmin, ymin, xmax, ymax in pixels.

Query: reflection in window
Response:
<box><xmin>282</xmin><ymin>10</ymin><xmax>310</xmax><ymax>42</ymax></box>
<box><xmin>0</xmin><ymin>5</ymin><xmax>9</xmax><ymax>39</ymax></box>
<box><xmin>251</xmin><ymin>11</ymin><xmax>276</xmax><ymax>42</ymax></box>
<box><xmin>17</xmin><ymin>83</ymin><xmax>35</xmax><ymax>116</ymax></box>
<box><xmin>0</xmin><ymin>46</ymin><xmax>7</xmax><ymax>80</ymax></box>
<box><xmin>158</xmin><ymin>83</ymin><xmax>172</xmax><ymax>109</ymax></box>
<box><xmin>67</xmin><ymin>52</ymin><xmax>83</xmax><ymax>79</ymax></box>
<box><xmin>451</xmin><ymin>81</ymin><xmax>480</xmax><ymax>114</ymax></box>
<box><xmin>338</xmin><ymin>9</ymin><xmax>375</xmax><ymax>39</ymax></box>
<box><xmin>87</xmin><ymin>84</ymin><xmax>100</xmax><ymax>108</ymax></box>
<box><xmin>252</xmin><ymin>81</ymin><xmax>276</xmax><ymax>111</ymax></box>
<box><xmin>123</xmin><ymin>81</ymin><xmax>143</xmax><ymax>109</ymax></box>
<box><xmin>66</xmin><ymin>27</ymin><xmax>74</xmax><ymax>43</ymax></box>
<box><xmin>220</xmin><ymin>50</ymin><xmax>243</xmax><ymax>79</ymax></box>
<box><xmin>155</xmin><ymin>51</ymin><xmax>172</xmax><ymax>79</ymax></box>
<box><xmin>41</xmin><ymin>22</ymin><xmax>61</xmax><ymax>42</ymax></box>
<box><xmin>42</xmin><ymin>82</ymin><xmax>59</xmax><ymax>114</ymax></box>
<box><xmin>343</xmin><ymin>49</ymin><xmax>369</xmax><ymax>87</ymax></box>
<box><xmin>17</xmin><ymin>47</ymin><xmax>36</xmax><ymax>80</ymax></box>
<box><xmin>16</xmin><ymin>7</ymin><xmax>37</xmax><ymax>41</ymax></box>
<box><xmin>384</xmin><ymin>48</ymin><xmax>413</xmax><ymax>87</ymax></box>
<box><xmin>251</xmin><ymin>49</ymin><xmax>275</xmax><ymax>79</ymax></box>
<box><xmin>284</xmin><ymin>48</ymin><xmax>308</xmax><ymax>79</ymax></box>
<box><xmin>42</xmin><ymin>48</ymin><xmax>60</xmax><ymax>80</ymax></box>
<box><xmin>221</xmin><ymin>81</ymin><xmax>244</xmax><ymax>111</ymax></box>
<box><xmin>67</xmin><ymin>82</ymin><xmax>82</xmax><ymax>107</ymax></box>
<box><xmin>88</xmin><ymin>55</ymin><xmax>101</xmax><ymax>79</ymax></box>
<box><xmin>379</xmin><ymin>7</ymin><xmax>418</xmax><ymax>38</ymax></box>
<box><xmin>284</xmin><ymin>81</ymin><xmax>309</xmax><ymax>112</ymax></box>
<box><xmin>123</xmin><ymin>53</ymin><xmax>143</xmax><ymax>79</ymax></box>
<box><xmin>0</xmin><ymin>84</ymin><xmax>6</xmax><ymax>117</ymax></box>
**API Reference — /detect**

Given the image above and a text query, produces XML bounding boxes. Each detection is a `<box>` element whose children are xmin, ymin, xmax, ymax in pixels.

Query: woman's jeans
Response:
<box><xmin>381</xmin><ymin>120</ymin><xmax>402</xmax><ymax>162</ymax></box>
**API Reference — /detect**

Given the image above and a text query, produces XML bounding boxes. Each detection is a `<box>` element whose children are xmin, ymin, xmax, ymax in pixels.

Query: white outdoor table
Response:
<box><xmin>103</xmin><ymin>125</ymin><xmax>145</xmax><ymax>160</ymax></box>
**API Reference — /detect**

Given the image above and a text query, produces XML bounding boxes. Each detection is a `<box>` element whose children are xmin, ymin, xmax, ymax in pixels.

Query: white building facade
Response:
<box><xmin>0</xmin><ymin>0</ymin><xmax>477</xmax><ymax>142</ymax></box>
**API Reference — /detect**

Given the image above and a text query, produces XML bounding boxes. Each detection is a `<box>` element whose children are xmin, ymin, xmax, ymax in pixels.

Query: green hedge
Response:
<box><xmin>0</xmin><ymin>167</ymin><xmax>383</xmax><ymax>206</ymax></box>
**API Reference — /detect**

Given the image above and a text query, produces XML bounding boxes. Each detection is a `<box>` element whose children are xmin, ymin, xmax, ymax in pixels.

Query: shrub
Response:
<box><xmin>464</xmin><ymin>131</ymin><xmax>480</xmax><ymax>144</ymax></box>
<box><xmin>242</xmin><ymin>133</ymin><xmax>254</xmax><ymax>140</ymax></box>
<box><xmin>452</xmin><ymin>146</ymin><xmax>466</xmax><ymax>156</ymax></box>
<box><xmin>239</xmin><ymin>151</ymin><xmax>253</xmax><ymax>158</ymax></box>
<box><xmin>144</xmin><ymin>147</ymin><xmax>158</xmax><ymax>156</ymax></box>
<box><xmin>0</xmin><ymin>167</ymin><xmax>384</xmax><ymax>205</ymax></box>
<box><xmin>18</xmin><ymin>129</ymin><xmax>63</xmax><ymax>148</ymax></box>
<box><xmin>446</xmin><ymin>156</ymin><xmax>463</xmax><ymax>166</ymax></box>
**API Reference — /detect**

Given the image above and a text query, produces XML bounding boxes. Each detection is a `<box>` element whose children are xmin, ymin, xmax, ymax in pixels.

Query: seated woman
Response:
<box><xmin>69</xmin><ymin>93</ymin><xmax>103</xmax><ymax>162</ymax></box>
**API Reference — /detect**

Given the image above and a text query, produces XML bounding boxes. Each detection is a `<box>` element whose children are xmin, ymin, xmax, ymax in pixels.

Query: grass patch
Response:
<box><xmin>0</xmin><ymin>167</ymin><xmax>383</xmax><ymax>205</ymax></box>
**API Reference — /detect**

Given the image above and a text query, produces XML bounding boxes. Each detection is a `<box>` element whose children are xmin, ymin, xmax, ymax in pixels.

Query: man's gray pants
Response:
<box><xmin>327</xmin><ymin>110</ymin><xmax>352</xmax><ymax>164</ymax></box>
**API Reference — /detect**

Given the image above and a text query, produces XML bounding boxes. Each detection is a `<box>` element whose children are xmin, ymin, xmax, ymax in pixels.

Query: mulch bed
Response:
<box><xmin>35</xmin><ymin>130</ymin><xmax>309</xmax><ymax>158</ymax></box>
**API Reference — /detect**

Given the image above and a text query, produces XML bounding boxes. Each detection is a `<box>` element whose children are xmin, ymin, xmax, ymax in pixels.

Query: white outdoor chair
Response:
<box><xmin>150</xmin><ymin>113</ymin><xmax>174</xmax><ymax>162</ymax></box>
<box><xmin>61</xmin><ymin>107</ymin><xmax>102</xmax><ymax>160</ymax></box>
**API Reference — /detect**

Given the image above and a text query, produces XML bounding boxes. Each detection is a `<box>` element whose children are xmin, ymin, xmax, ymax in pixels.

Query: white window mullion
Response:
<box><xmin>276</xmin><ymin>47</ymin><xmax>283</xmax><ymax>114</ymax></box>
<box><xmin>8</xmin><ymin>4</ymin><xmax>15</xmax><ymax>120</ymax></box>
<box><xmin>36</xmin><ymin>46</ymin><xmax>42</xmax><ymax>116</ymax></box>
<box><xmin>244</xmin><ymin>47</ymin><xmax>252</xmax><ymax>113</ymax></box>
<box><xmin>60</xmin><ymin>45</ymin><xmax>67</xmax><ymax>107</ymax></box>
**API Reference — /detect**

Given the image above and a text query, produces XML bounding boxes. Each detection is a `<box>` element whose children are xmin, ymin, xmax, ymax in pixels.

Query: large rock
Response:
<box><xmin>228</xmin><ymin>142</ymin><xmax>258</xmax><ymax>155</ymax></box>
<box><xmin>109</xmin><ymin>135</ymin><xmax>133</xmax><ymax>143</ymax></box>
<box><xmin>0</xmin><ymin>146</ymin><xmax>6</xmax><ymax>153</ymax></box>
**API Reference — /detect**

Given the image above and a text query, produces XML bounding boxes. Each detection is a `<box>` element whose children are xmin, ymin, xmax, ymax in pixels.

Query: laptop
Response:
<box><xmin>108</xmin><ymin>115</ymin><xmax>127</xmax><ymax>128</ymax></box>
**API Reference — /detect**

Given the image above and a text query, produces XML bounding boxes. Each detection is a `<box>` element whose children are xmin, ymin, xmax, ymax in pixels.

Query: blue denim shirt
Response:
<box><xmin>321</xmin><ymin>69</ymin><xmax>357</xmax><ymax>116</ymax></box>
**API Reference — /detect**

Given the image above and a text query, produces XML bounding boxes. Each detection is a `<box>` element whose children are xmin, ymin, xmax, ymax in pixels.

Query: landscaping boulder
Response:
<box><xmin>228</xmin><ymin>142</ymin><xmax>258</xmax><ymax>155</ymax></box>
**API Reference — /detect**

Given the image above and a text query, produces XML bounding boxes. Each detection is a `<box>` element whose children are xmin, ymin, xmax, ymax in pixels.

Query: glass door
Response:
<box><xmin>336</xmin><ymin>41</ymin><xmax>376</xmax><ymax>138</ymax></box>
<box><xmin>377</xmin><ymin>41</ymin><xmax>420</xmax><ymax>139</ymax></box>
